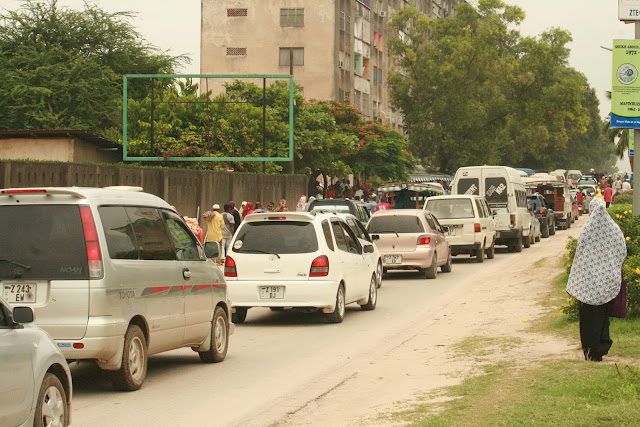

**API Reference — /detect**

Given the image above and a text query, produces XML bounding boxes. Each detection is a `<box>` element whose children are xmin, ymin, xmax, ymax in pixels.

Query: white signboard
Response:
<box><xmin>620</xmin><ymin>0</ymin><xmax>640</xmax><ymax>20</ymax></box>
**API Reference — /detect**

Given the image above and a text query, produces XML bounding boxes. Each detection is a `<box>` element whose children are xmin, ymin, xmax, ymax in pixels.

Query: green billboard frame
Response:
<box><xmin>122</xmin><ymin>74</ymin><xmax>295</xmax><ymax>162</ymax></box>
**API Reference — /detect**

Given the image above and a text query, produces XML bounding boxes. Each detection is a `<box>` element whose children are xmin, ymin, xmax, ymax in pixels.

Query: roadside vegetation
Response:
<box><xmin>387</xmin><ymin>208</ymin><xmax>640</xmax><ymax>425</ymax></box>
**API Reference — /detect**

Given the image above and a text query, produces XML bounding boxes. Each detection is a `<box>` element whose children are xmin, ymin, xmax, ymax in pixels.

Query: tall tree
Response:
<box><xmin>0</xmin><ymin>0</ymin><xmax>184</xmax><ymax>139</ymax></box>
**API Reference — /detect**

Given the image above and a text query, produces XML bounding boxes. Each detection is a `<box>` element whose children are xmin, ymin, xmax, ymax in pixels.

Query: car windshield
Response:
<box><xmin>368</xmin><ymin>215</ymin><xmax>425</xmax><ymax>233</ymax></box>
<box><xmin>0</xmin><ymin>205</ymin><xmax>88</xmax><ymax>280</ymax></box>
<box><xmin>233</xmin><ymin>221</ymin><xmax>318</xmax><ymax>254</ymax></box>
<box><xmin>425</xmin><ymin>199</ymin><xmax>474</xmax><ymax>219</ymax></box>
<box><xmin>527</xmin><ymin>199</ymin><xmax>539</xmax><ymax>210</ymax></box>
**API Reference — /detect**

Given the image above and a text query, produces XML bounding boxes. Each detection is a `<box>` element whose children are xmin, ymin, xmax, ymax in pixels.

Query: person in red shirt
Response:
<box><xmin>328</xmin><ymin>185</ymin><xmax>336</xmax><ymax>199</ymax></box>
<box><xmin>603</xmin><ymin>185</ymin><xmax>613</xmax><ymax>208</ymax></box>
<box><xmin>376</xmin><ymin>197</ymin><xmax>391</xmax><ymax>211</ymax></box>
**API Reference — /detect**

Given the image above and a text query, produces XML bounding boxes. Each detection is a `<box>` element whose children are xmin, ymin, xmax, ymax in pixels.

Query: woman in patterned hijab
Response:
<box><xmin>566</xmin><ymin>198</ymin><xmax>627</xmax><ymax>361</ymax></box>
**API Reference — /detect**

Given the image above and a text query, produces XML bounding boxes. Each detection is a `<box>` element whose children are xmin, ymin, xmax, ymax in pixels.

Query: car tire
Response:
<box><xmin>514</xmin><ymin>236</ymin><xmax>523</xmax><ymax>253</ymax></box>
<box><xmin>475</xmin><ymin>248</ymin><xmax>484</xmax><ymax>263</ymax></box>
<box><xmin>441</xmin><ymin>251</ymin><xmax>453</xmax><ymax>272</ymax></box>
<box><xmin>424</xmin><ymin>254</ymin><xmax>438</xmax><ymax>279</ymax></box>
<box><xmin>541</xmin><ymin>223</ymin><xmax>549</xmax><ymax>238</ymax></box>
<box><xmin>325</xmin><ymin>284</ymin><xmax>346</xmax><ymax>323</ymax></box>
<box><xmin>376</xmin><ymin>260</ymin><xmax>383</xmax><ymax>289</ymax></box>
<box><xmin>487</xmin><ymin>242</ymin><xmax>495</xmax><ymax>259</ymax></box>
<box><xmin>34</xmin><ymin>373</ymin><xmax>68</xmax><ymax>427</ymax></box>
<box><xmin>523</xmin><ymin>234</ymin><xmax>531</xmax><ymax>249</ymax></box>
<box><xmin>232</xmin><ymin>307</ymin><xmax>248</xmax><ymax>324</ymax></box>
<box><xmin>360</xmin><ymin>275</ymin><xmax>377</xmax><ymax>311</ymax></box>
<box><xmin>567</xmin><ymin>215</ymin><xmax>572</xmax><ymax>228</ymax></box>
<box><xmin>549</xmin><ymin>221</ymin><xmax>556</xmax><ymax>235</ymax></box>
<box><xmin>199</xmin><ymin>306</ymin><xmax>229</xmax><ymax>363</ymax></box>
<box><xmin>111</xmin><ymin>324</ymin><xmax>147</xmax><ymax>391</ymax></box>
<box><xmin>535</xmin><ymin>233</ymin><xmax>541</xmax><ymax>243</ymax></box>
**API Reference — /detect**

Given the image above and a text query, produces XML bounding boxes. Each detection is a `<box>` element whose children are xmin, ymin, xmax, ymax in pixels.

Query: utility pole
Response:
<box><xmin>290</xmin><ymin>48</ymin><xmax>295</xmax><ymax>175</ymax></box>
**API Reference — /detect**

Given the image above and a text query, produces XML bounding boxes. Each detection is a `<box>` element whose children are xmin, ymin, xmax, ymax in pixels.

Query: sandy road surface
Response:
<box><xmin>70</xmin><ymin>221</ymin><xmax>583</xmax><ymax>426</ymax></box>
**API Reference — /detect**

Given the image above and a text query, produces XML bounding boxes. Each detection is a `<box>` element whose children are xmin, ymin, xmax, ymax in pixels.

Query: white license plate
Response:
<box><xmin>447</xmin><ymin>228</ymin><xmax>456</xmax><ymax>236</ymax></box>
<box><xmin>384</xmin><ymin>255</ymin><xmax>402</xmax><ymax>264</ymax></box>
<box><xmin>260</xmin><ymin>286</ymin><xmax>284</xmax><ymax>299</ymax></box>
<box><xmin>3</xmin><ymin>283</ymin><xmax>36</xmax><ymax>303</ymax></box>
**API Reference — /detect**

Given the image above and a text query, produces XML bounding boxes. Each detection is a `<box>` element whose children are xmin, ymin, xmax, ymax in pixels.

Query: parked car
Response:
<box><xmin>0</xmin><ymin>187</ymin><xmax>232</xmax><ymax>391</ymax></box>
<box><xmin>424</xmin><ymin>195</ymin><xmax>496</xmax><ymax>263</ymax></box>
<box><xmin>338</xmin><ymin>213</ymin><xmax>383</xmax><ymax>288</ymax></box>
<box><xmin>366</xmin><ymin>209</ymin><xmax>452</xmax><ymax>279</ymax></box>
<box><xmin>452</xmin><ymin>166</ymin><xmax>530</xmax><ymax>252</ymax></box>
<box><xmin>307</xmin><ymin>198</ymin><xmax>371</xmax><ymax>223</ymax></box>
<box><xmin>526</xmin><ymin>194</ymin><xmax>555</xmax><ymax>238</ymax></box>
<box><xmin>225</xmin><ymin>212</ymin><xmax>378</xmax><ymax>324</ymax></box>
<box><xmin>527</xmin><ymin>208</ymin><xmax>541</xmax><ymax>245</ymax></box>
<box><xmin>0</xmin><ymin>297</ymin><xmax>72</xmax><ymax>427</ymax></box>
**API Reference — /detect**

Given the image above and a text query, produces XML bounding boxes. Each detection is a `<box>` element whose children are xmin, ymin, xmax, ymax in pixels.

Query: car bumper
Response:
<box><xmin>380</xmin><ymin>247</ymin><xmax>435</xmax><ymax>270</ymax></box>
<box><xmin>496</xmin><ymin>229</ymin><xmax>520</xmax><ymax>240</ymax></box>
<box><xmin>450</xmin><ymin>243</ymin><xmax>481</xmax><ymax>255</ymax></box>
<box><xmin>228</xmin><ymin>280</ymin><xmax>340</xmax><ymax>310</ymax></box>
<box><xmin>55</xmin><ymin>317</ymin><xmax>126</xmax><ymax>361</ymax></box>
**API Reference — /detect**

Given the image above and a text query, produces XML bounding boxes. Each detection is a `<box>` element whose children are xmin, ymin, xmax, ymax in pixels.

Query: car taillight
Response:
<box><xmin>417</xmin><ymin>236</ymin><xmax>431</xmax><ymax>245</ymax></box>
<box><xmin>510</xmin><ymin>214</ymin><xmax>516</xmax><ymax>227</ymax></box>
<box><xmin>224</xmin><ymin>256</ymin><xmax>237</xmax><ymax>277</ymax></box>
<box><xmin>474</xmin><ymin>223</ymin><xmax>481</xmax><ymax>233</ymax></box>
<box><xmin>1</xmin><ymin>189</ymin><xmax>46</xmax><ymax>194</ymax></box>
<box><xmin>79</xmin><ymin>206</ymin><xmax>103</xmax><ymax>279</ymax></box>
<box><xmin>539</xmin><ymin>208</ymin><xmax>545</xmax><ymax>216</ymax></box>
<box><xmin>310</xmin><ymin>255</ymin><xmax>329</xmax><ymax>277</ymax></box>
<box><xmin>557</xmin><ymin>213</ymin><xmax>564</xmax><ymax>218</ymax></box>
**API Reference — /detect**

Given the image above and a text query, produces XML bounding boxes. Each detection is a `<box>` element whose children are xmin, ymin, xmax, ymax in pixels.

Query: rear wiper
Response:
<box><xmin>370</xmin><ymin>230</ymin><xmax>399</xmax><ymax>237</ymax></box>
<box><xmin>0</xmin><ymin>258</ymin><xmax>31</xmax><ymax>270</ymax></box>
<box><xmin>239</xmin><ymin>249</ymin><xmax>280</xmax><ymax>258</ymax></box>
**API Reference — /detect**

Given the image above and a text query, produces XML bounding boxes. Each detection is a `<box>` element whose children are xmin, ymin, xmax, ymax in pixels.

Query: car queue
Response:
<box><xmin>0</xmin><ymin>166</ymin><xmax>581</xmax><ymax>426</ymax></box>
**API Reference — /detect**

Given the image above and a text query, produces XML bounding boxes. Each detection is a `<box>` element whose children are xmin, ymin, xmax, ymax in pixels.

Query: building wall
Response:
<box><xmin>0</xmin><ymin>138</ymin><xmax>74</xmax><ymax>162</ymax></box>
<box><xmin>72</xmin><ymin>139</ymin><xmax>122</xmax><ymax>163</ymax></box>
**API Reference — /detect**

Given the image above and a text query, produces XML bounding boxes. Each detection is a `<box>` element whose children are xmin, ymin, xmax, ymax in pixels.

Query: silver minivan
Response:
<box><xmin>0</xmin><ymin>187</ymin><xmax>232</xmax><ymax>391</ymax></box>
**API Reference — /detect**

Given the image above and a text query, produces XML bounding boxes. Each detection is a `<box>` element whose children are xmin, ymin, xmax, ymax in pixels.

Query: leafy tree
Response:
<box><xmin>0</xmin><ymin>0</ymin><xmax>183</xmax><ymax>139</ymax></box>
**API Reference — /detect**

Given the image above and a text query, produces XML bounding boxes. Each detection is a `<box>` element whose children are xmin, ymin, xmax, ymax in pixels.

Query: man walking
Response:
<box><xmin>604</xmin><ymin>184</ymin><xmax>613</xmax><ymax>208</ymax></box>
<box><xmin>221</xmin><ymin>204</ymin><xmax>235</xmax><ymax>260</ymax></box>
<box><xmin>204</xmin><ymin>205</ymin><xmax>225</xmax><ymax>261</ymax></box>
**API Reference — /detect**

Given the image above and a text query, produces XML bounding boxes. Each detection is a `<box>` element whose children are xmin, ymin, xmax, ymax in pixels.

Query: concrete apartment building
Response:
<box><xmin>200</xmin><ymin>0</ymin><xmax>461</xmax><ymax>133</ymax></box>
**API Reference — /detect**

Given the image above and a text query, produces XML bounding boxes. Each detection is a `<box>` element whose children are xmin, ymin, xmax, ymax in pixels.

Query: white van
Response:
<box><xmin>452</xmin><ymin>166</ymin><xmax>530</xmax><ymax>252</ymax></box>
<box><xmin>0</xmin><ymin>187</ymin><xmax>232</xmax><ymax>391</ymax></box>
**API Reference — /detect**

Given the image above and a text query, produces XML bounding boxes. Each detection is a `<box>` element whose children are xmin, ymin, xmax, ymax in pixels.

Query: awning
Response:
<box><xmin>410</xmin><ymin>175</ymin><xmax>453</xmax><ymax>183</ymax></box>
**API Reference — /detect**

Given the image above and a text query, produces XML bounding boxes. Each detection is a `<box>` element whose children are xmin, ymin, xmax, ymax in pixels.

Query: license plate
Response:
<box><xmin>447</xmin><ymin>228</ymin><xmax>456</xmax><ymax>236</ymax></box>
<box><xmin>260</xmin><ymin>286</ymin><xmax>284</xmax><ymax>299</ymax></box>
<box><xmin>3</xmin><ymin>283</ymin><xmax>36</xmax><ymax>303</ymax></box>
<box><xmin>384</xmin><ymin>255</ymin><xmax>402</xmax><ymax>264</ymax></box>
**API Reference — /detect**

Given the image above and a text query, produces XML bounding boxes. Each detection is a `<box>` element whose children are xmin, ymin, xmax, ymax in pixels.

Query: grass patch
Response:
<box><xmin>533</xmin><ymin>257</ymin><xmax>547</xmax><ymax>268</ymax></box>
<box><xmin>452</xmin><ymin>336</ymin><xmax>523</xmax><ymax>359</ymax></box>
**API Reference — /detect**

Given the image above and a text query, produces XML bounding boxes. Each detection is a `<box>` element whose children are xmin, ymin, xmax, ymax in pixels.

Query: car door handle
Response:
<box><xmin>182</xmin><ymin>268</ymin><xmax>191</xmax><ymax>280</ymax></box>
<box><xmin>264</xmin><ymin>269</ymin><xmax>280</xmax><ymax>273</ymax></box>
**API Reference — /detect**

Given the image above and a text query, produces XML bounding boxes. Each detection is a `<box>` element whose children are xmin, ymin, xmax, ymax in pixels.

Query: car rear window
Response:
<box><xmin>367</xmin><ymin>215</ymin><xmax>425</xmax><ymax>234</ymax></box>
<box><xmin>457</xmin><ymin>178</ymin><xmax>479</xmax><ymax>196</ymax></box>
<box><xmin>485</xmin><ymin>177</ymin><xmax>508</xmax><ymax>205</ymax></box>
<box><xmin>0</xmin><ymin>205</ymin><xmax>89</xmax><ymax>280</ymax></box>
<box><xmin>308</xmin><ymin>203</ymin><xmax>351</xmax><ymax>214</ymax></box>
<box><xmin>426</xmin><ymin>199</ymin><xmax>475</xmax><ymax>219</ymax></box>
<box><xmin>234</xmin><ymin>221</ymin><xmax>318</xmax><ymax>254</ymax></box>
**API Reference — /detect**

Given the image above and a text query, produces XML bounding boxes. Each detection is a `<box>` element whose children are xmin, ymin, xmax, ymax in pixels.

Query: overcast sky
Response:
<box><xmin>0</xmin><ymin>0</ymin><xmax>634</xmax><ymax>171</ymax></box>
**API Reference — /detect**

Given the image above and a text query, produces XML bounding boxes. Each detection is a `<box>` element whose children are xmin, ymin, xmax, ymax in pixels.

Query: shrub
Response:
<box><xmin>613</xmin><ymin>190</ymin><xmax>633</xmax><ymax>205</ymax></box>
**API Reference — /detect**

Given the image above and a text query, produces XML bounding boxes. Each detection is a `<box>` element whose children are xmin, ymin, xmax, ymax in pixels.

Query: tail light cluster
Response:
<box><xmin>79</xmin><ymin>206</ymin><xmax>103</xmax><ymax>279</ymax></box>
<box><xmin>417</xmin><ymin>236</ymin><xmax>431</xmax><ymax>245</ymax></box>
<box><xmin>510</xmin><ymin>214</ymin><xmax>516</xmax><ymax>227</ymax></box>
<box><xmin>224</xmin><ymin>256</ymin><xmax>237</xmax><ymax>277</ymax></box>
<box><xmin>310</xmin><ymin>255</ymin><xmax>329</xmax><ymax>277</ymax></box>
<box><xmin>474</xmin><ymin>223</ymin><xmax>481</xmax><ymax>233</ymax></box>
<box><xmin>539</xmin><ymin>208</ymin><xmax>546</xmax><ymax>216</ymax></box>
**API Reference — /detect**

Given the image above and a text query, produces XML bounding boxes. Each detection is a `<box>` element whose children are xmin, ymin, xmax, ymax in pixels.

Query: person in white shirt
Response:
<box><xmin>613</xmin><ymin>178</ymin><xmax>623</xmax><ymax>196</ymax></box>
<box><xmin>622</xmin><ymin>180</ymin><xmax>632</xmax><ymax>192</ymax></box>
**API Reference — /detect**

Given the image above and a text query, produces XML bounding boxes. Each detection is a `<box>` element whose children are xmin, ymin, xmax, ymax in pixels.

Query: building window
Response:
<box><xmin>339</xmin><ymin>89</ymin><xmax>350</xmax><ymax>103</ymax></box>
<box><xmin>226</xmin><ymin>47</ymin><xmax>247</xmax><ymax>56</ymax></box>
<box><xmin>340</xmin><ymin>11</ymin><xmax>345</xmax><ymax>31</ymax></box>
<box><xmin>354</xmin><ymin>53</ymin><xmax>363</xmax><ymax>76</ymax></box>
<box><xmin>279</xmin><ymin>47</ymin><xmax>304</xmax><ymax>66</ymax></box>
<box><xmin>346</xmin><ymin>15</ymin><xmax>351</xmax><ymax>34</ymax></box>
<box><xmin>227</xmin><ymin>8</ymin><xmax>248</xmax><ymax>17</ymax></box>
<box><xmin>280</xmin><ymin>8</ymin><xmax>304</xmax><ymax>27</ymax></box>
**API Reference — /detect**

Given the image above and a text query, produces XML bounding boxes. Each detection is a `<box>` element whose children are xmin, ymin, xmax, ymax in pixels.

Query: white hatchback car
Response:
<box><xmin>0</xmin><ymin>297</ymin><xmax>72</xmax><ymax>427</ymax></box>
<box><xmin>337</xmin><ymin>213</ymin><xmax>383</xmax><ymax>288</ymax></box>
<box><xmin>225</xmin><ymin>212</ymin><xmax>378</xmax><ymax>324</ymax></box>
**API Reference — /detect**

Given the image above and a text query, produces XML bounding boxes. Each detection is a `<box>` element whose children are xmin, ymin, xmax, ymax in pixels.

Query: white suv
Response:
<box><xmin>424</xmin><ymin>195</ymin><xmax>496</xmax><ymax>262</ymax></box>
<box><xmin>225</xmin><ymin>212</ymin><xmax>378</xmax><ymax>324</ymax></box>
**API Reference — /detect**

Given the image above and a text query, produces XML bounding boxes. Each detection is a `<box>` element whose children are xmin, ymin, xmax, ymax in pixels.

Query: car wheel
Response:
<box><xmin>567</xmin><ymin>215</ymin><xmax>572</xmax><ymax>228</ymax></box>
<box><xmin>523</xmin><ymin>234</ymin><xmax>531</xmax><ymax>249</ymax></box>
<box><xmin>549</xmin><ymin>221</ymin><xmax>556</xmax><ymax>235</ymax></box>
<box><xmin>111</xmin><ymin>324</ymin><xmax>147</xmax><ymax>391</ymax></box>
<box><xmin>361</xmin><ymin>275</ymin><xmax>377</xmax><ymax>311</ymax></box>
<box><xmin>541</xmin><ymin>223</ymin><xmax>549</xmax><ymax>238</ymax></box>
<box><xmin>475</xmin><ymin>247</ymin><xmax>484</xmax><ymax>263</ymax></box>
<box><xmin>199</xmin><ymin>306</ymin><xmax>228</xmax><ymax>363</ymax></box>
<box><xmin>424</xmin><ymin>253</ymin><xmax>438</xmax><ymax>279</ymax></box>
<box><xmin>535</xmin><ymin>233</ymin><xmax>541</xmax><ymax>243</ymax></box>
<box><xmin>514</xmin><ymin>236</ymin><xmax>523</xmax><ymax>253</ymax></box>
<box><xmin>376</xmin><ymin>260</ymin><xmax>383</xmax><ymax>288</ymax></box>
<box><xmin>232</xmin><ymin>307</ymin><xmax>248</xmax><ymax>324</ymax></box>
<box><xmin>487</xmin><ymin>242</ymin><xmax>495</xmax><ymax>259</ymax></box>
<box><xmin>34</xmin><ymin>373</ymin><xmax>68</xmax><ymax>427</ymax></box>
<box><xmin>441</xmin><ymin>251</ymin><xmax>453</xmax><ymax>272</ymax></box>
<box><xmin>325</xmin><ymin>284</ymin><xmax>346</xmax><ymax>323</ymax></box>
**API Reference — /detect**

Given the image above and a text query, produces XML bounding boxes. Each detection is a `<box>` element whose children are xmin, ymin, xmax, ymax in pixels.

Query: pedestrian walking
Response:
<box><xmin>267</xmin><ymin>201</ymin><xmax>275</xmax><ymax>211</ymax></box>
<box><xmin>296</xmin><ymin>195</ymin><xmax>308</xmax><ymax>212</ymax></box>
<box><xmin>376</xmin><ymin>197</ymin><xmax>391</xmax><ymax>211</ymax></box>
<box><xmin>622</xmin><ymin>180</ymin><xmax>632</xmax><ymax>192</ymax></box>
<box><xmin>566</xmin><ymin>198</ymin><xmax>627</xmax><ymax>361</ymax></box>
<box><xmin>275</xmin><ymin>199</ymin><xmax>288</xmax><ymax>212</ymax></box>
<box><xmin>221</xmin><ymin>204</ymin><xmax>235</xmax><ymax>260</ymax></box>
<box><xmin>604</xmin><ymin>184</ymin><xmax>613</xmax><ymax>208</ymax></box>
<box><xmin>203</xmin><ymin>205</ymin><xmax>225</xmax><ymax>261</ymax></box>
<box><xmin>594</xmin><ymin>188</ymin><xmax>603</xmax><ymax>199</ymax></box>
<box><xmin>229</xmin><ymin>201</ymin><xmax>242</xmax><ymax>230</ymax></box>
<box><xmin>242</xmin><ymin>201</ymin><xmax>255</xmax><ymax>220</ymax></box>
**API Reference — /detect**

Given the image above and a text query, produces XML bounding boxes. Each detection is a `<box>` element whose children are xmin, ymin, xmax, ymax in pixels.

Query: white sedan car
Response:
<box><xmin>0</xmin><ymin>297</ymin><xmax>72</xmax><ymax>427</ymax></box>
<box><xmin>224</xmin><ymin>212</ymin><xmax>378</xmax><ymax>324</ymax></box>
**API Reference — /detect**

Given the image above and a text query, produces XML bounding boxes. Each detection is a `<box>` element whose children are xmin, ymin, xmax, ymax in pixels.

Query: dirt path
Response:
<box><xmin>268</xmin><ymin>225</ymin><xmax>584</xmax><ymax>426</ymax></box>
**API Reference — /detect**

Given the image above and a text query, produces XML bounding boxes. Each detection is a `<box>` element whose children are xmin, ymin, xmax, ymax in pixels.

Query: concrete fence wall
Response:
<box><xmin>0</xmin><ymin>161</ymin><xmax>307</xmax><ymax>224</ymax></box>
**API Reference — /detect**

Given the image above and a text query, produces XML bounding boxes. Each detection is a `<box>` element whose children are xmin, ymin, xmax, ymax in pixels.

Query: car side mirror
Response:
<box><xmin>204</xmin><ymin>241</ymin><xmax>221</xmax><ymax>259</ymax></box>
<box><xmin>441</xmin><ymin>225</ymin><xmax>450</xmax><ymax>233</ymax></box>
<box><xmin>12</xmin><ymin>306</ymin><xmax>34</xmax><ymax>324</ymax></box>
<box><xmin>371</xmin><ymin>234</ymin><xmax>380</xmax><ymax>241</ymax></box>
<box><xmin>363</xmin><ymin>244</ymin><xmax>375</xmax><ymax>253</ymax></box>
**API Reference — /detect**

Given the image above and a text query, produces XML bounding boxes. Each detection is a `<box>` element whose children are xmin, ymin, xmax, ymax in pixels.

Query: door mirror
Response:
<box><xmin>371</xmin><ymin>234</ymin><xmax>380</xmax><ymax>241</ymax></box>
<box><xmin>204</xmin><ymin>241</ymin><xmax>221</xmax><ymax>259</ymax></box>
<box><xmin>363</xmin><ymin>244</ymin><xmax>375</xmax><ymax>253</ymax></box>
<box><xmin>441</xmin><ymin>225</ymin><xmax>450</xmax><ymax>233</ymax></box>
<box><xmin>12</xmin><ymin>306</ymin><xmax>34</xmax><ymax>324</ymax></box>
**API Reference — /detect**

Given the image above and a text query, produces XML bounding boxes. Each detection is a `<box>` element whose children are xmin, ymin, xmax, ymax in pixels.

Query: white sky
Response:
<box><xmin>0</xmin><ymin>0</ymin><xmax>634</xmax><ymax>171</ymax></box>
